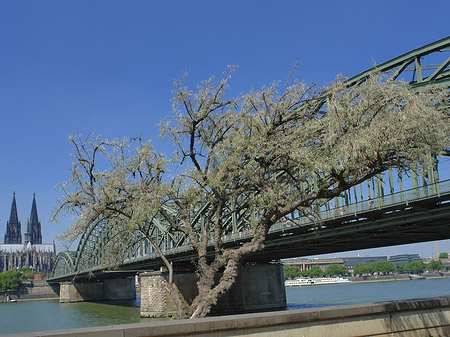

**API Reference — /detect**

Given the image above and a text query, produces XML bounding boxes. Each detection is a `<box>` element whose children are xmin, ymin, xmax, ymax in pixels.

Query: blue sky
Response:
<box><xmin>0</xmin><ymin>1</ymin><xmax>449</xmax><ymax>257</ymax></box>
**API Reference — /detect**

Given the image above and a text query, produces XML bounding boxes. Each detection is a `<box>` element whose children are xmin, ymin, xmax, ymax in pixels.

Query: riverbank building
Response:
<box><xmin>0</xmin><ymin>193</ymin><xmax>56</xmax><ymax>273</ymax></box>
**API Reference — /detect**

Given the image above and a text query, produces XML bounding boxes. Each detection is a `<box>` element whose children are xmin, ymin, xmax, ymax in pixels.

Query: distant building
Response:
<box><xmin>4</xmin><ymin>193</ymin><xmax>21</xmax><ymax>244</ymax></box>
<box><xmin>0</xmin><ymin>193</ymin><xmax>56</xmax><ymax>273</ymax></box>
<box><xmin>388</xmin><ymin>254</ymin><xmax>421</xmax><ymax>265</ymax></box>
<box><xmin>24</xmin><ymin>194</ymin><xmax>42</xmax><ymax>245</ymax></box>
<box><xmin>283</xmin><ymin>258</ymin><xmax>344</xmax><ymax>272</ymax></box>
<box><xmin>341</xmin><ymin>256</ymin><xmax>387</xmax><ymax>271</ymax></box>
<box><xmin>283</xmin><ymin>256</ymin><xmax>388</xmax><ymax>273</ymax></box>
<box><xmin>440</xmin><ymin>258</ymin><xmax>450</xmax><ymax>266</ymax></box>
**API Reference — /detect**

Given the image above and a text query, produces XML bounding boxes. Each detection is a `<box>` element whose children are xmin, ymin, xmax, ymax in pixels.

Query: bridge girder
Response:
<box><xmin>51</xmin><ymin>201</ymin><xmax>250</xmax><ymax>278</ymax></box>
<box><xmin>52</xmin><ymin>251</ymin><xmax>76</xmax><ymax>278</ymax></box>
<box><xmin>345</xmin><ymin>35</ymin><xmax>450</xmax><ymax>90</ymax></box>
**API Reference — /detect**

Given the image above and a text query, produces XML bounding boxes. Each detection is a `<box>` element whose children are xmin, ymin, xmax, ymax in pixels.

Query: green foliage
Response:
<box><xmin>325</xmin><ymin>264</ymin><xmax>348</xmax><ymax>277</ymax></box>
<box><xmin>284</xmin><ymin>264</ymin><xmax>347</xmax><ymax>279</ymax></box>
<box><xmin>22</xmin><ymin>271</ymin><xmax>34</xmax><ymax>279</ymax></box>
<box><xmin>439</xmin><ymin>252</ymin><xmax>448</xmax><ymax>259</ymax></box>
<box><xmin>0</xmin><ymin>271</ymin><xmax>22</xmax><ymax>292</ymax></box>
<box><xmin>353</xmin><ymin>261</ymin><xmax>397</xmax><ymax>275</ymax></box>
<box><xmin>404</xmin><ymin>260</ymin><xmax>425</xmax><ymax>273</ymax></box>
<box><xmin>307</xmin><ymin>265</ymin><xmax>325</xmax><ymax>278</ymax></box>
<box><xmin>283</xmin><ymin>265</ymin><xmax>303</xmax><ymax>280</ymax></box>
<box><xmin>427</xmin><ymin>260</ymin><xmax>444</xmax><ymax>271</ymax></box>
<box><xmin>371</xmin><ymin>261</ymin><xmax>396</xmax><ymax>274</ymax></box>
<box><xmin>353</xmin><ymin>263</ymin><xmax>371</xmax><ymax>276</ymax></box>
<box><xmin>299</xmin><ymin>269</ymin><xmax>311</xmax><ymax>277</ymax></box>
<box><xmin>396</xmin><ymin>264</ymin><xmax>405</xmax><ymax>273</ymax></box>
<box><xmin>19</xmin><ymin>268</ymin><xmax>35</xmax><ymax>279</ymax></box>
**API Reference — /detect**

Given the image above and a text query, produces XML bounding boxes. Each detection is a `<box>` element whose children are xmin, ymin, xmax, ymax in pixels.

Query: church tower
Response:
<box><xmin>4</xmin><ymin>192</ymin><xmax>22</xmax><ymax>244</ymax></box>
<box><xmin>24</xmin><ymin>193</ymin><xmax>42</xmax><ymax>245</ymax></box>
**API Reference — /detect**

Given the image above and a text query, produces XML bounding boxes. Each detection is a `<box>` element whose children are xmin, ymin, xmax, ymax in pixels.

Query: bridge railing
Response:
<box><xmin>119</xmin><ymin>179</ymin><xmax>450</xmax><ymax>265</ymax></box>
<box><xmin>267</xmin><ymin>179</ymin><xmax>450</xmax><ymax>235</ymax></box>
<box><xmin>50</xmin><ymin>178</ymin><xmax>450</xmax><ymax>279</ymax></box>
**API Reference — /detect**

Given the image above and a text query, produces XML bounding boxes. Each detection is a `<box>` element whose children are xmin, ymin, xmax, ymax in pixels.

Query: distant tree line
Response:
<box><xmin>284</xmin><ymin>259</ymin><xmax>448</xmax><ymax>280</ymax></box>
<box><xmin>425</xmin><ymin>260</ymin><xmax>446</xmax><ymax>272</ymax></box>
<box><xmin>284</xmin><ymin>264</ymin><xmax>349</xmax><ymax>279</ymax></box>
<box><xmin>354</xmin><ymin>259</ymin><xmax>447</xmax><ymax>275</ymax></box>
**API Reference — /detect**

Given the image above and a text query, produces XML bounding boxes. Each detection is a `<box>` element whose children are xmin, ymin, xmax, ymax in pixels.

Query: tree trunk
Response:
<box><xmin>189</xmin><ymin>234</ymin><xmax>267</xmax><ymax>319</ymax></box>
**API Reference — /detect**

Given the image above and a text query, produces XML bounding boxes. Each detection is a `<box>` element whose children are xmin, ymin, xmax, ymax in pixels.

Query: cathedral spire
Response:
<box><xmin>25</xmin><ymin>193</ymin><xmax>42</xmax><ymax>245</ymax></box>
<box><xmin>30</xmin><ymin>193</ymin><xmax>39</xmax><ymax>225</ymax></box>
<box><xmin>4</xmin><ymin>192</ymin><xmax>22</xmax><ymax>244</ymax></box>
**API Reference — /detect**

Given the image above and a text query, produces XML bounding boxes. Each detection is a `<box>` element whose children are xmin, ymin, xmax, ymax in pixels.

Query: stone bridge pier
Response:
<box><xmin>140</xmin><ymin>263</ymin><xmax>286</xmax><ymax>318</ymax></box>
<box><xmin>59</xmin><ymin>277</ymin><xmax>136</xmax><ymax>303</ymax></box>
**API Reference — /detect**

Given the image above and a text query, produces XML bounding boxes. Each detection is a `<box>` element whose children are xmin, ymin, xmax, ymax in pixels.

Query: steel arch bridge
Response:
<box><xmin>50</xmin><ymin>36</ymin><xmax>450</xmax><ymax>282</ymax></box>
<box><xmin>52</xmin><ymin>200</ymin><xmax>252</xmax><ymax>279</ymax></box>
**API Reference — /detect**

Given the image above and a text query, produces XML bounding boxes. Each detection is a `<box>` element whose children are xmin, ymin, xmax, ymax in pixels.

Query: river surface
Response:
<box><xmin>1</xmin><ymin>278</ymin><xmax>449</xmax><ymax>335</ymax></box>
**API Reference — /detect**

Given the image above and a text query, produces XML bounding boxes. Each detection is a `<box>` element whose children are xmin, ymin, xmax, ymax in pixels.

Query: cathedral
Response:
<box><xmin>0</xmin><ymin>193</ymin><xmax>56</xmax><ymax>273</ymax></box>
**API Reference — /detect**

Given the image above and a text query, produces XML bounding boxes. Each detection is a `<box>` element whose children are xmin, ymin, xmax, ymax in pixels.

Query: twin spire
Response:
<box><xmin>4</xmin><ymin>192</ymin><xmax>21</xmax><ymax>244</ymax></box>
<box><xmin>4</xmin><ymin>193</ymin><xmax>42</xmax><ymax>245</ymax></box>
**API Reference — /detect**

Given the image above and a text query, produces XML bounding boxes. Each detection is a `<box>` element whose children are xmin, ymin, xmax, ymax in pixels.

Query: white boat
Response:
<box><xmin>285</xmin><ymin>278</ymin><xmax>314</xmax><ymax>287</ymax></box>
<box><xmin>408</xmin><ymin>274</ymin><xmax>426</xmax><ymax>280</ymax></box>
<box><xmin>311</xmin><ymin>277</ymin><xmax>352</xmax><ymax>285</ymax></box>
<box><xmin>285</xmin><ymin>277</ymin><xmax>351</xmax><ymax>287</ymax></box>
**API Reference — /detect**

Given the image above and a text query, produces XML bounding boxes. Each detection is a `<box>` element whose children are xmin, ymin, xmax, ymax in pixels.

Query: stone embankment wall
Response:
<box><xmin>1</xmin><ymin>280</ymin><xmax>59</xmax><ymax>302</ymax></box>
<box><xmin>6</xmin><ymin>296</ymin><xmax>450</xmax><ymax>337</ymax></box>
<box><xmin>24</xmin><ymin>280</ymin><xmax>59</xmax><ymax>299</ymax></box>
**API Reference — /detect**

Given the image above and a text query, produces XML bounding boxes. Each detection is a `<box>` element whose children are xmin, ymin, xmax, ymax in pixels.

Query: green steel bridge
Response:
<box><xmin>48</xmin><ymin>36</ymin><xmax>450</xmax><ymax>284</ymax></box>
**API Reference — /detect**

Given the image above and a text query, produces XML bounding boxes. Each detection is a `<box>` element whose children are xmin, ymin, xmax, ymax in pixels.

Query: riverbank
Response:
<box><xmin>349</xmin><ymin>271</ymin><xmax>450</xmax><ymax>283</ymax></box>
<box><xmin>5</xmin><ymin>273</ymin><xmax>450</xmax><ymax>303</ymax></box>
<box><xmin>0</xmin><ymin>280</ymin><xmax>58</xmax><ymax>303</ymax></box>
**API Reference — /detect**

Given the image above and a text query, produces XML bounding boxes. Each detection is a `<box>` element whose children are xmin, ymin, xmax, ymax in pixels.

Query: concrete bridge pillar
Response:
<box><xmin>139</xmin><ymin>263</ymin><xmax>286</xmax><ymax>318</ymax></box>
<box><xmin>59</xmin><ymin>277</ymin><xmax>136</xmax><ymax>303</ymax></box>
<box><xmin>140</xmin><ymin>271</ymin><xmax>179</xmax><ymax>317</ymax></box>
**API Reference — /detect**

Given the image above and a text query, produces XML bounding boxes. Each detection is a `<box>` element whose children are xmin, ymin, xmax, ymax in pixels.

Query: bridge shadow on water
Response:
<box><xmin>92</xmin><ymin>297</ymin><xmax>141</xmax><ymax>308</ymax></box>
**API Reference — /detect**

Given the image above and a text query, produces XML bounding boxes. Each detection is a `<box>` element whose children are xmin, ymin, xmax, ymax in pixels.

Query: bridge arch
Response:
<box><xmin>68</xmin><ymin>201</ymin><xmax>251</xmax><ymax>274</ymax></box>
<box><xmin>70</xmin><ymin>205</ymin><xmax>193</xmax><ymax>273</ymax></box>
<box><xmin>52</xmin><ymin>251</ymin><xmax>77</xmax><ymax>278</ymax></box>
<box><xmin>345</xmin><ymin>35</ymin><xmax>450</xmax><ymax>89</ymax></box>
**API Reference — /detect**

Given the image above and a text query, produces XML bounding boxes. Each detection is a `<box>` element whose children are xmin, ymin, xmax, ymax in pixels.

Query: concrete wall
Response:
<box><xmin>140</xmin><ymin>263</ymin><xmax>286</xmax><ymax>317</ymax></box>
<box><xmin>1</xmin><ymin>280</ymin><xmax>59</xmax><ymax>302</ymax></box>
<box><xmin>59</xmin><ymin>278</ymin><xmax>136</xmax><ymax>303</ymax></box>
<box><xmin>6</xmin><ymin>296</ymin><xmax>450</xmax><ymax>337</ymax></box>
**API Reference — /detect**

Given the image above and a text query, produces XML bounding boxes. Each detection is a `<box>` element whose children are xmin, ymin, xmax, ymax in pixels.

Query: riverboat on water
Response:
<box><xmin>285</xmin><ymin>278</ymin><xmax>314</xmax><ymax>287</ymax></box>
<box><xmin>285</xmin><ymin>277</ymin><xmax>352</xmax><ymax>287</ymax></box>
<box><xmin>408</xmin><ymin>274</ymin><xmax>426</xmax><ymax>280</ymax></box>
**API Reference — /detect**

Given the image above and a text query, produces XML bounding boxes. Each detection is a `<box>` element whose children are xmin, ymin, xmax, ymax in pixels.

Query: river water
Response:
<box><xmin>1</xmin><ymin>278</ymin><xmax>449</xmax><ymax>335</ymax></box>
